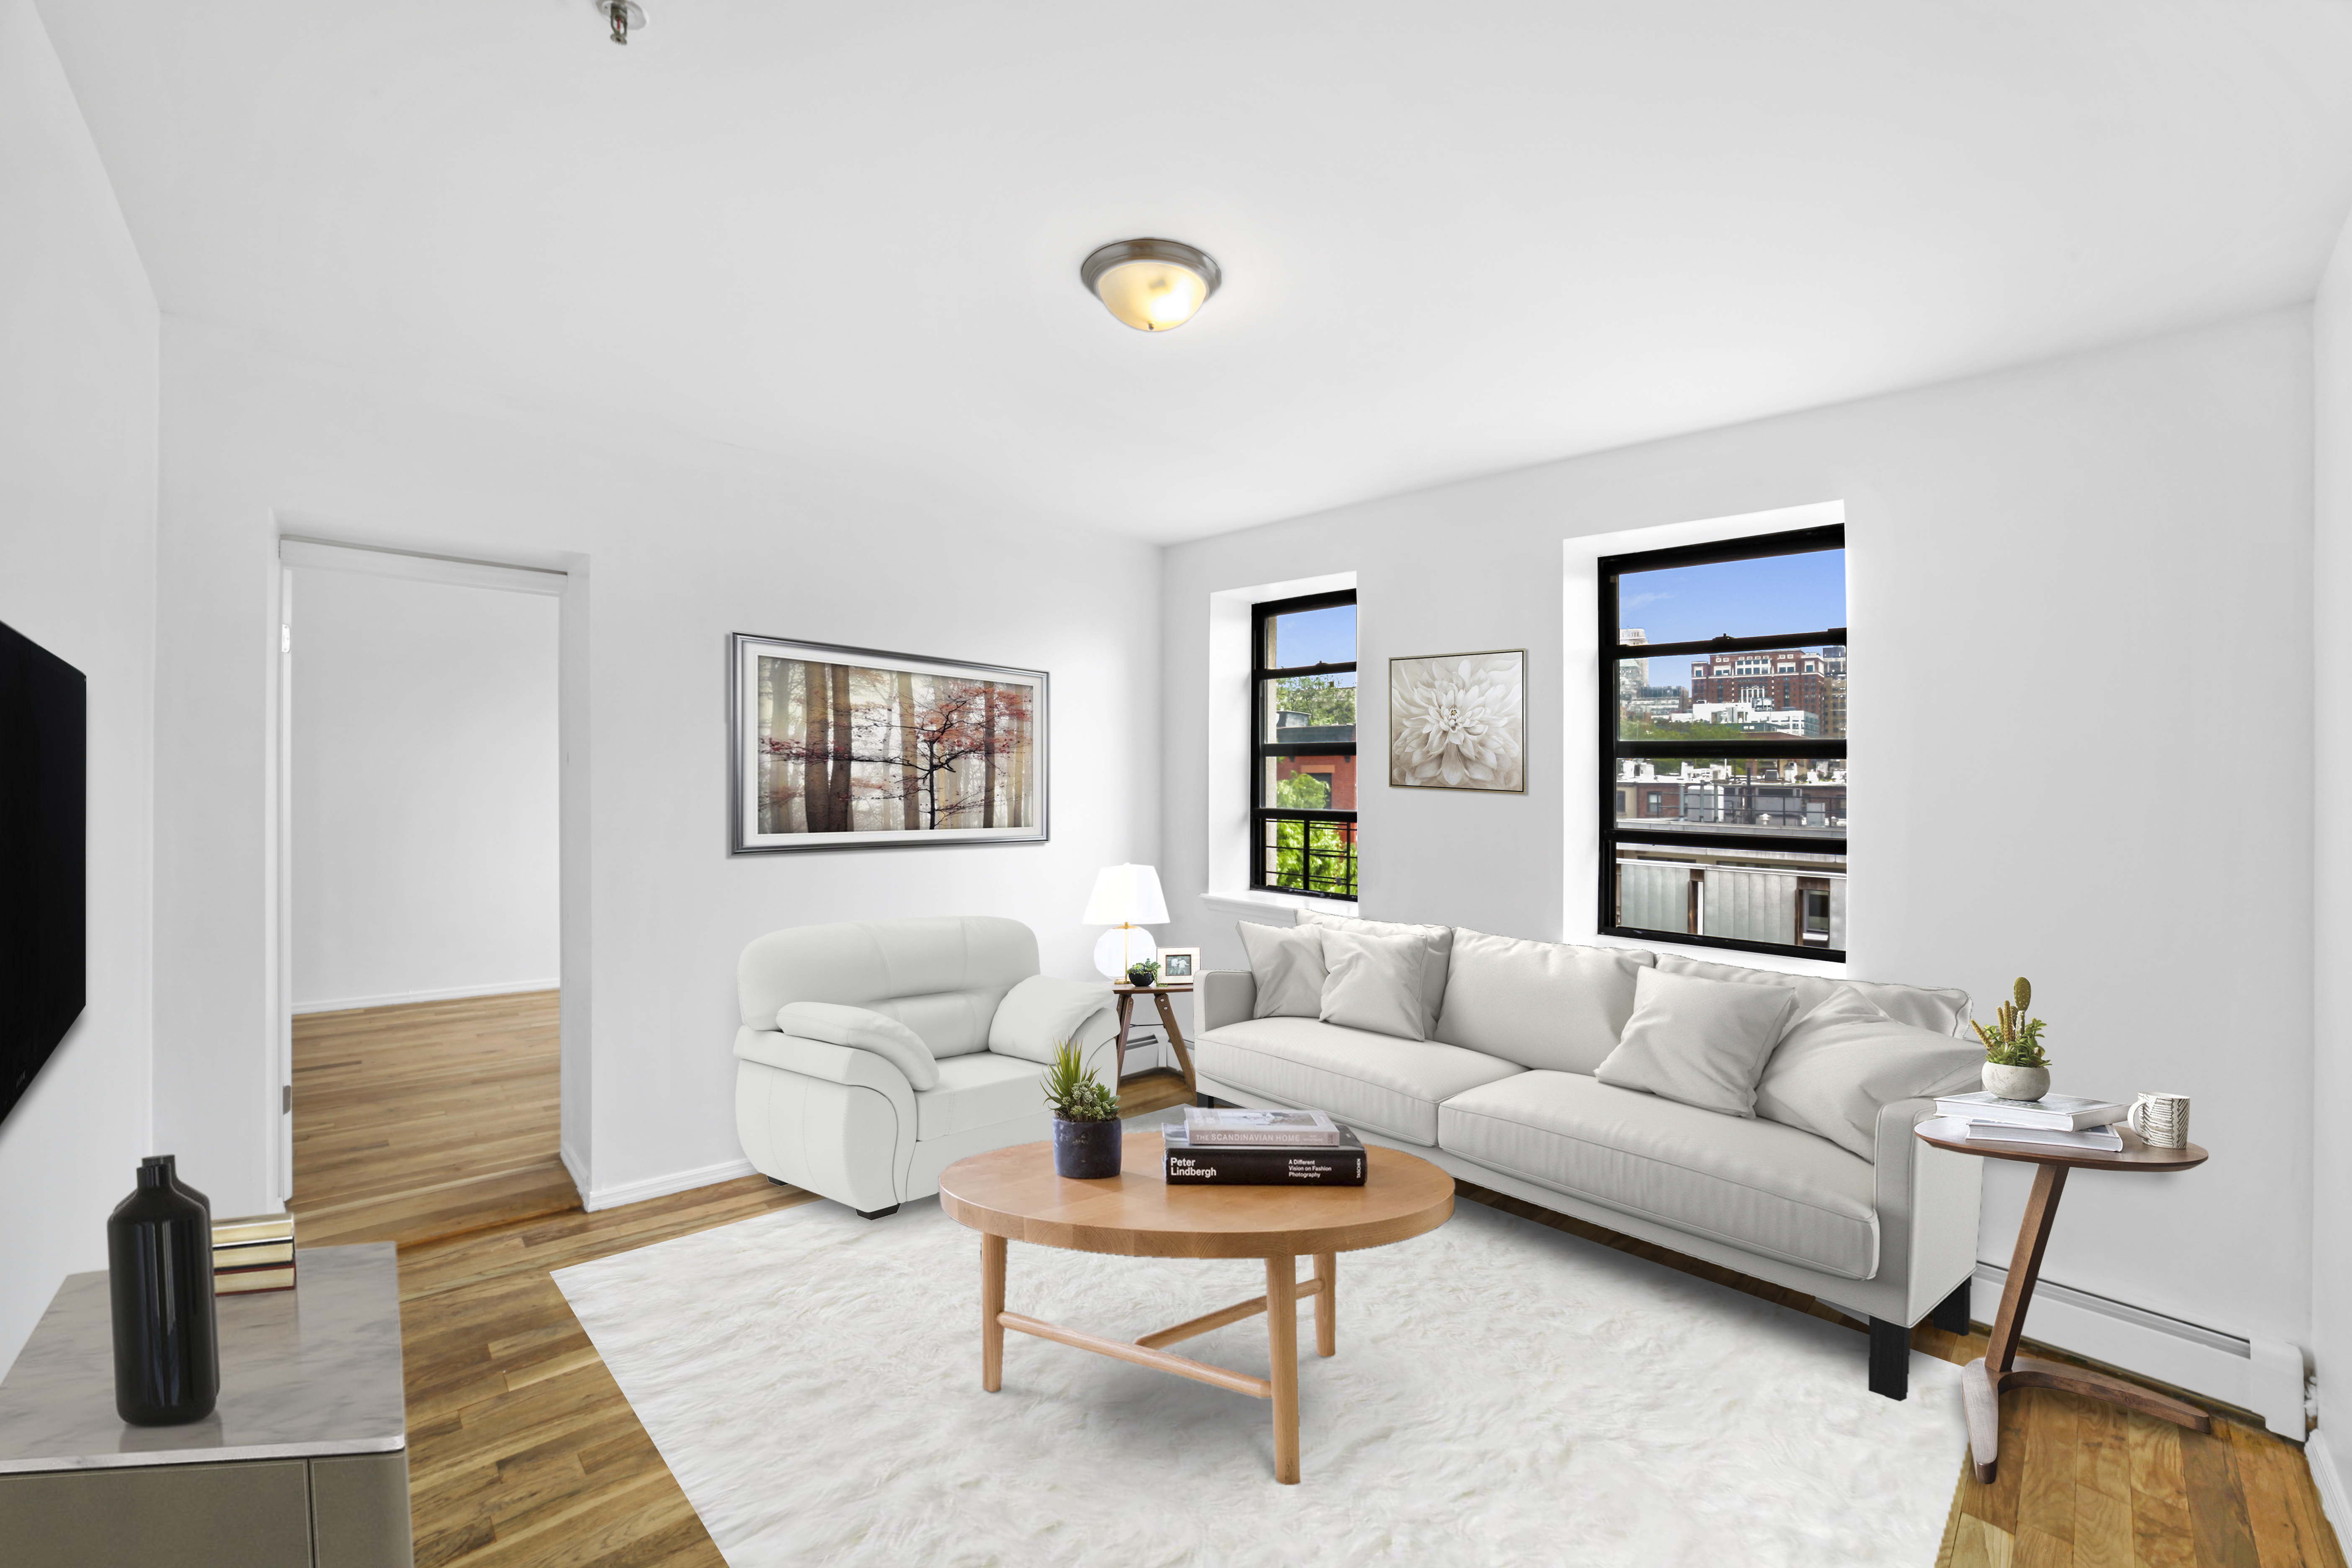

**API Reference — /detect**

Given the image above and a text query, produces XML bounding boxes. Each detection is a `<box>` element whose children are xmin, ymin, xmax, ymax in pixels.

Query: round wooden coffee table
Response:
<box><xmin>937</xmin><ymin>1130</ymin><xmax>1454</xmax><ymax>1484</ymax></box>
<box><xmin>1915</xmin><ymin>1121</ymin><xmax>2210</xmax><ymax>1483</ymax></box>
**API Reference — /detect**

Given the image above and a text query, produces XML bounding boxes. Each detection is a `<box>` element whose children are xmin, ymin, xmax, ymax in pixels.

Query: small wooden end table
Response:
<box><xmin>937</xmin><ymin>1131</ymin><xmax>1454</xmax><ymax>1484</ymax></box>
<box><xmin>1113</xmin><ymin>983</ymin><xmax>1197</xmax><ymax>1093</ymax></box>
<box><xmin>1915</xmin><ymin>1121</ymin><xmax>2210</xmax><ymax>1483</ymax></box>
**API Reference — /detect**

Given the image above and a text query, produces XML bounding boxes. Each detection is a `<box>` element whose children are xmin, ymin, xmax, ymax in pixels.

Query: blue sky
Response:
<box><xmin>1618</xmin><ymin>550</ymin><xmax>1845</xmax><ymax>682</ymax></box>
<box><xmin>1269</xmin><ymin>603</ymin><xmax>1358</xmax><ymax>671</ymax></box>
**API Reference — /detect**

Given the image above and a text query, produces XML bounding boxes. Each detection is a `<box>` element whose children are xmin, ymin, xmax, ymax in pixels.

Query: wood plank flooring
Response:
<box><xmin>293</xmin><ymin>998</ymin><xmax>2343</xmax><ymax>1567</ymax></box>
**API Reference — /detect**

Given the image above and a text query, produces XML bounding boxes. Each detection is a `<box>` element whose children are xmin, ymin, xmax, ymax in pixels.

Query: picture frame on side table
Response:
<box><xmin>1155</xmin><ymin>948</ymin><xmax>1201</xmax><ymax>988</ymax></box>
<box><xmin>730</xmin><ymin>633</ymin><xmax>1049</xmax><ymax>854</ymax></box>
<box><xmin>1388</xmin><ymin>650</ymin><xmax>1526</xmax><ymax>793</ymax></box>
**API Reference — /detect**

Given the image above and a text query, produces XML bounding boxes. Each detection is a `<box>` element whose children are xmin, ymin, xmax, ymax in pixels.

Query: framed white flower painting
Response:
<box><xmin>1388</xmin><ymin>650</ymin><xmax>1526</xmax><ymax>792</ymax></box>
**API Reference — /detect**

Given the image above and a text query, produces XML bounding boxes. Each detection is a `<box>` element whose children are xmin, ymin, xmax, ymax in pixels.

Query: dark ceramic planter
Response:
<box><xmin>108</xmin><ymin>1155</ymin><xmax>219</xmax><ymax>1426</ymax></box>
<box><xmin>1126</xmin><ymin>967</ymin><xmax>1159</xmax><ymax>989</ymax></box>
<box><xmin>1053</xmin><ymin>1116</ymin><xmax>1123</xmax><ymax>1179</ymax></box>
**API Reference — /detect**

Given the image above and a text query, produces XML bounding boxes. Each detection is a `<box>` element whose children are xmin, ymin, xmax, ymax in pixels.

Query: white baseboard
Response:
<box><xmin>2311</xmin><ymin>1430</ymin><xmax>2352</xmax><ymax>1553</ymax></box>
<box><xmin>583</xmin><ymin>1157</ymin><xmax>757</xmax><ymax>1213</ymax></box>
<box><xmin>292</xmin><ymin>978</ymin><xmax>560</xmax><ymax>1014</ymax></box>
<box><xmin>560</xmin><ymin>1141</ymin><xmax>589</xmax><ymax>1203</ymax></box>
<box><xmin>1971</xmin><ymin>1264</ymin><xmax>2306</xmax><ymax>1437</ymax></box>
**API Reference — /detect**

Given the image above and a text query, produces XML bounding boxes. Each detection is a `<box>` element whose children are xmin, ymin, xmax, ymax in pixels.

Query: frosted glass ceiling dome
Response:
<box><xmin>1080</xmin><ymin>239</ymin><xmax>1222</xmax><ymax>333</ymax></box>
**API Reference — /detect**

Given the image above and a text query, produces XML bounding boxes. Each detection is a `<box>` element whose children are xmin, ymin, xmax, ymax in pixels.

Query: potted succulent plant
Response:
<box><xmin>1973</xmin><ymin>977</ymin><xmax>2051</xmax><ymax>1102</ymax></box>
<box><xmin>1043</xmin><ymin>1038</ymin><xmax>1122</xmax><ymax>1179</ymax></box>
<box><xmin>1125</xmin><ymin>958</ymin><xmax>1161</xmax><ymax>989</ymax></box>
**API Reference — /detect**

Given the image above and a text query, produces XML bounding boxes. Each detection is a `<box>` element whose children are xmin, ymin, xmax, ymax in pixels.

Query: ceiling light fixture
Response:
<box><xmin>1080</xmin><ymin>239</ymin><xmax>1222</xmax><ymax>333</ymax></box>
<box><xmin>601</xmin><ymin>0</ymin><xmax>644</xmax><ymax>44</ymax></box>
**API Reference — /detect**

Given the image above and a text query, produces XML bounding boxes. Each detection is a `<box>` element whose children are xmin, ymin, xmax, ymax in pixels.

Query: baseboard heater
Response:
<box><xmin>1969</xmin><ymin>1263</ymin><xmax>2306</xmax><ymax>1439</ymax></box>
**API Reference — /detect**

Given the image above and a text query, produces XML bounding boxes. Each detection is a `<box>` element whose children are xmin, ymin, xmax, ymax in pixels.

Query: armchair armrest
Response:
<box><xmin>1197</xmin><ymin>970</ymin><xmax>1256</xmax><ymax>1035</ymax></box>
<box><xmin>734</xmin><ymin>1028</ymin><xmax>916</xmax><ymax>1099</ymax></box>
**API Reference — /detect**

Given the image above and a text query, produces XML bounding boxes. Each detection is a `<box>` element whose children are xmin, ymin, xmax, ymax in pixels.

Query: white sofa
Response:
<box><xmin>1190</xmin><ymin>915</ymin><xmax>1986</xmax><ymax>1400</ymax></box>
<box><xmin>732</xmin><ymin>916</ymin><xmax>1118</xmax><ymax>1217</ymax></box>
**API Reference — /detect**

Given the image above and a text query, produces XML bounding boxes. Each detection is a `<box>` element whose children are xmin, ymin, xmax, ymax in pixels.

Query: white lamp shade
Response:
<box><xmin>1081</xmin><ymin>863</ymin><xmax>1168</xmax><ymax>926</ymax></box>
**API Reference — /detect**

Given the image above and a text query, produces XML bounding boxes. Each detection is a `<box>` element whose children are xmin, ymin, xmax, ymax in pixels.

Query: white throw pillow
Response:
<box><xmin>1652</xmin><ymin>951</ymin><xmax>1972</xmax><ymax>1039</ymax></box>
<box><xmin>1317</xmin><ymin>929</ymin><xmax>1431</xmax><ymax>1041</ymax></box>
<box><xmin>1595</xmin><ymin>967</ymin><xmax>1798</xmax><ymax>1118</ymax></box>
<box><xmin>1753</xmin><ymin>985</ymin><xmax>1986</xmax><ymax>1159</ymax></box>
<box><xmin>776</xmin><ymin>1001</ymin><xmax>940</xmax><ymax>1090</ymax></box>
<box><xmin>1296</xmin><ymin>911</ymin><xmax>1453</xmax><ymax>1034</ymax></box>
<box><xmin>985</xmin><ymin>975</ymin><xmax>1111</xmax><ymax>1066</ymax></box>
<box><xmin>1238</xmin><ymin>922</ymin><xmax>1327</xmax><ymax>1019</ymax></box>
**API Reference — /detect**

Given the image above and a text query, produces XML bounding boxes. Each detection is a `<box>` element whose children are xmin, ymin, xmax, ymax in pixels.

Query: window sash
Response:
<box><xmin>1253</xmin><ymin>591</ymin><xmax>1358</xmax><ymax>901</ymax></box>
<box><xmin>1600</xmin><ymin>526</ymin><xmax>1845</xmax><ymax>959</ymax></box>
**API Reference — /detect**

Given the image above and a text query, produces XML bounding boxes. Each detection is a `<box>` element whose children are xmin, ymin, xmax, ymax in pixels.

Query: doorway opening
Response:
<box><xmin>278</xmin><ymin>541</ymin><xmax>573</xmax><ymax>1246</ymax></box>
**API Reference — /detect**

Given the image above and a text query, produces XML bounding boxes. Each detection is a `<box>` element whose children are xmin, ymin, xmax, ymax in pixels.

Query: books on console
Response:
<box><xmin>212</xmin><ymin>1212</ymin><xmax>297</xmax><ymax>1296</ymax></box>
<box><xmin>1162</xmin><ymin>1122</ymin><xmax>1367</xmax><ymax>1185</ymax></box>
<box><xmin>1932</xmin><ymin>1090</ymin><xmax>2127</xmax><ymax>1132</ymax></box>
<box><xmin>1181</xmin><ymin>1106</ymin><xmax>1341</xmax><ymax>1146</ymax></box>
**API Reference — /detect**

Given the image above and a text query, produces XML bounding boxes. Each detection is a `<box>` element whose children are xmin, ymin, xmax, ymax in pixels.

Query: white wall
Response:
<box><xmin>152</xmin><ymin>319</ymin><xmax>1161</xmax><ymax>1213</ymax></box>
<box><xmin>2311</xmin><ymin>214</ymin><xmax>2352</xmax><ymax>1511</ymax></box>
<box><xmin>1163</xmin><ymin>309</ymin><xmax>2315</xmax><ymax>1359</ymax></box>
<box><xmin>291</xmin><ymin>568</ymin><xmax>559</xmax><ymax>1011</ymax></box>
<box><xmin>0</xmin><ymin>0</ymin><xmax>159</xmax><ymax>1365</ymax></box>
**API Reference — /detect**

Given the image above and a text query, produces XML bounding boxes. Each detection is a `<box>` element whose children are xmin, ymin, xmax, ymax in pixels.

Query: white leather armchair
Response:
<box><xmin>731</xmin><ymin>916</ymin><xmax>1118</xmax><ymax>1217</ymax></box>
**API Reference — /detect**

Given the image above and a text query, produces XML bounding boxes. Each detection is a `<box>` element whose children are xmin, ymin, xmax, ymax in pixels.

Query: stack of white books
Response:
<box><xmin>1925</xmin><ymin>1090</ymin><xmax>2128</xmax><ymax>1152</ymax></box>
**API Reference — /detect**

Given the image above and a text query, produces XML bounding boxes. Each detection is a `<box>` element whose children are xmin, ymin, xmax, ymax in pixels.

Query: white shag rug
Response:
<box><xmin>552</xmin><ymin>1194</ymin><xmax>1963</xmax><ymax>1567</ymax></box>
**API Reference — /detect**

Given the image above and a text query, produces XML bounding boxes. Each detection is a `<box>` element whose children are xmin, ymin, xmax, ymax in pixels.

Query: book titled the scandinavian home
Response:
<box><xmin>1920</xmin><ymin>1114</ymin><xmax>2124</xmax><ymax>1152</ymax></box>
<box><xmin>1932</xmin><ymin>1091</ymin><xmax>2127</xmax><ymax>1131</ymax></box>
<box><xmin>1182</xmin><ymin>1106</ymin><xmax>1342</xmax><ymax>1146</ymax></box>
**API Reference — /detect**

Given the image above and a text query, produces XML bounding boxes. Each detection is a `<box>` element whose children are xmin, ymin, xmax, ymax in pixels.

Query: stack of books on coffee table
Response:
<box><xmin>1924</xmin><ymin>1091</ymin><xmax>2129</xmax><ymax>1152</ymax></box>
<box><xmin>1161</xmin><ymin>1107</ymin><xmax>1367</xmax><ymax>1186</ymax></box>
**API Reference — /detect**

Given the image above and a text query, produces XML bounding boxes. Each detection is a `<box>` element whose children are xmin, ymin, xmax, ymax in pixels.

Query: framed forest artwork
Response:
<box><xmin>730</xmin><ymin>634</ymin><xmax>1048</xmax><ymax>853</ymax></box>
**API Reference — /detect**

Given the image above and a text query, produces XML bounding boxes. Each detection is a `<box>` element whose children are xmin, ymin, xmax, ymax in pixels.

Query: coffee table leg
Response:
<box><xmin>982</xmin><ymin>1233</ymin><xmax>1006</xmax><ymax>1393</ymax></box>
<box><xmin>1266</xmin><ymin>1255</ymin><xmax>1300</xmax><ymax>1483</ymax></box>
<box><xmin>1313</xmin><ymin>1252</ymin><xmax>1336</xmax><ymax>1358</ymax></box>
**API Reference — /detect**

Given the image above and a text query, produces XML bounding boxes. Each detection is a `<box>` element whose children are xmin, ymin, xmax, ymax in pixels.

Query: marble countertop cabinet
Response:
<box><xmin>0</xmin><ymin>1243</ymin><xmax>406</xmax><ymax>1473</ymax></box>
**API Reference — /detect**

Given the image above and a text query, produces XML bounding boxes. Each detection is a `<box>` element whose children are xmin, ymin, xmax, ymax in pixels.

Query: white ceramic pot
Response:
<box><xmin>1982</xmin><ymin>1063</ymin><xmax>2051</xmax><ymax>1102</ymax></box>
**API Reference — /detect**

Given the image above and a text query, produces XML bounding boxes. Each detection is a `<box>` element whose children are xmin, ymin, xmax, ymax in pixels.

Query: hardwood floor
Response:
<box><xmin>291</xmin><ymin>1000</ymin><xmax>2340</xmax><ymax>1567</ymax></box>
<box><xmin>1458</xmin><ymin>1179</ymin><xmax>2346</xmax><ymax>1568</ymax></box>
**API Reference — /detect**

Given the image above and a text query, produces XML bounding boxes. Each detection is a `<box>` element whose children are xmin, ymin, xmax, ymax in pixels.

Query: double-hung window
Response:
<box><xmin>1600</xmin><ymin>526</ymin><xmax>1846</xmax><ymax>959</ymax></box>
<box><xmin>1252</xmin><ymin>591</ymin><xmax>1358</xmax><ymax>899</ymax></box>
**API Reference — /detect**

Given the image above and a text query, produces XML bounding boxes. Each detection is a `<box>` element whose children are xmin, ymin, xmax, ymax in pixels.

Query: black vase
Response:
<box><xmin>1053</xmin><ymin>1116</ymin><xmax>1124</xmax><ymax>1179</ymax></box>
<box><xmin>108</xmin><ymin>1155</ymin><xmax>219</xmax><ymax>1426</ymax></box>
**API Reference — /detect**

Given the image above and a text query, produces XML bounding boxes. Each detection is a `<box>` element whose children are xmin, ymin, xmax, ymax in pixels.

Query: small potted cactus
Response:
<box><xmin>1973</xmin><ymin>977</ymin><xmax>2051</xmax><ymax>1102</ymax></box>
<box><xmin>1043</xmin><ymin>1038</ymin><xmax>1123</xmax><ymax>1178</ymax></box>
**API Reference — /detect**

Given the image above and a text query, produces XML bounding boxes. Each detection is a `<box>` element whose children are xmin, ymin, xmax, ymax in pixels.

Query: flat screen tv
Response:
<box><xmin>0</xmin><ymin>618</ymin><xmax>85</xmax><ymax>1127</ymax></box>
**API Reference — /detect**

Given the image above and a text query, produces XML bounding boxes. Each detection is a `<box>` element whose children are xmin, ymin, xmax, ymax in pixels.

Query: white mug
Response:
<box><xmin>2127</xmin><ymin>1092</ymin><xmax>2190</xmax><ymax>1150</ymax></box>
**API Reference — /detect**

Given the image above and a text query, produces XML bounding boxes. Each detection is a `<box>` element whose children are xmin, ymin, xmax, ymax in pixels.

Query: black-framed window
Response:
<box><xmin>1600</xmin><ymin>525</ymin><xmax>1846</xmax><ymax>960</ymax></box>
<box><xmin>1252</xmin><ymin>591</ymin><xmax>1358</xmax><ymax>899</ymax></box>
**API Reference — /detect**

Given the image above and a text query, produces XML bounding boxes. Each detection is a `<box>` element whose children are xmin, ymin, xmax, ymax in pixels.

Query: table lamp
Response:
<box><xmin>1083</xmin><ymin>863</ymin><xmax>1168</xmax><ymax>980</ymax></box>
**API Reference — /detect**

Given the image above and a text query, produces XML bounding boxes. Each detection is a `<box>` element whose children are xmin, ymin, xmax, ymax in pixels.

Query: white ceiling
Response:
<box><xmin>37</xmin><ymin>0</ymin><xmax>2352</xmax><ymax>541</ymax></box>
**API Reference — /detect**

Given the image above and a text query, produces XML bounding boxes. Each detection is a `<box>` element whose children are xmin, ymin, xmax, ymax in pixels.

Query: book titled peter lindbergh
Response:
<box><xmin>1162</xmin><ymin>1124</ymin><xmax>1367</xmax><ymax>1186</ymax></box>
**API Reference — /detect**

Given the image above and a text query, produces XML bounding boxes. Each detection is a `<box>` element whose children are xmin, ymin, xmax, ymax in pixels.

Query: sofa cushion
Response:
<box><xmin>1239</xmin><ymin>922</ymin><xmax>1328</xmax><ymax>1018</ymax></box>
<box><xmin>1194</xmin><ymin>1016</ymin><xmax>1523</xmax><ymax>1145</ymax></box>
<box><xmin>1595</xmin><ymin>967</ymin><xmax>1797</xmax><ymax>1118</ymax></box>
<box><xmin>916</xmin><ymin>1052</ymin><xmax>1048</xmax><ymax>1140</ymax></box>
<box><xmin>1296</xmin><ymin>911</ymin><xmax>1453</xmax><ymax>1035</ymax></box>
<box><xmin>776</xmin><ymin>1001</ymin><xmax>939</xmax><ymax>1090</ymax></box>
<box><xmin>1653</xmin><ymin>952</ymin><xmax>1970</xmax><ymax>1039</ymax></box>
<box><xmin>1318</xmin><ymin>928</ymin><xmax>1431</xmax><ymax>1040</ymax></box>
<box><xmin>987</xmin><ymin>975</ymin><xmax>1113</xmax><ymax>1065</ymax></box>
<box><xmin>1434</xmin><ymin>930</ymin><xmax>1654</xmax><ymax>1073</ymax></box>
<box><xmin>1439</xmin><ymin>1071</ymin><xmax>1880</xmax><ymax>1279</ymax></box>
<box><xmin>1754</xmin><ymin>986</ymin><xmax>1985</xmax><ymax>1159</ymax></box>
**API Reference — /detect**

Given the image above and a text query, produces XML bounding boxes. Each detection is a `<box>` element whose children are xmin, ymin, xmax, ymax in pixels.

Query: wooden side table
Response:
<box><xmin>1112</xmin><ymin>983</ymin><xmax>1197</xmax><ymax>1094</ymax></box>
<box><xmin>1914</xmin><ymin>1121</ymin><xmax>2210</xmax><ymax>1483</ymax></box>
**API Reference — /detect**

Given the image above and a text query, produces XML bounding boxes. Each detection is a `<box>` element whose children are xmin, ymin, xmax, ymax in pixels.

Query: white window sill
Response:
<box><xmin>1201</xmin><ymin>889</ymin><xmax>1358</xmax><ymax>925</ymax></box>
